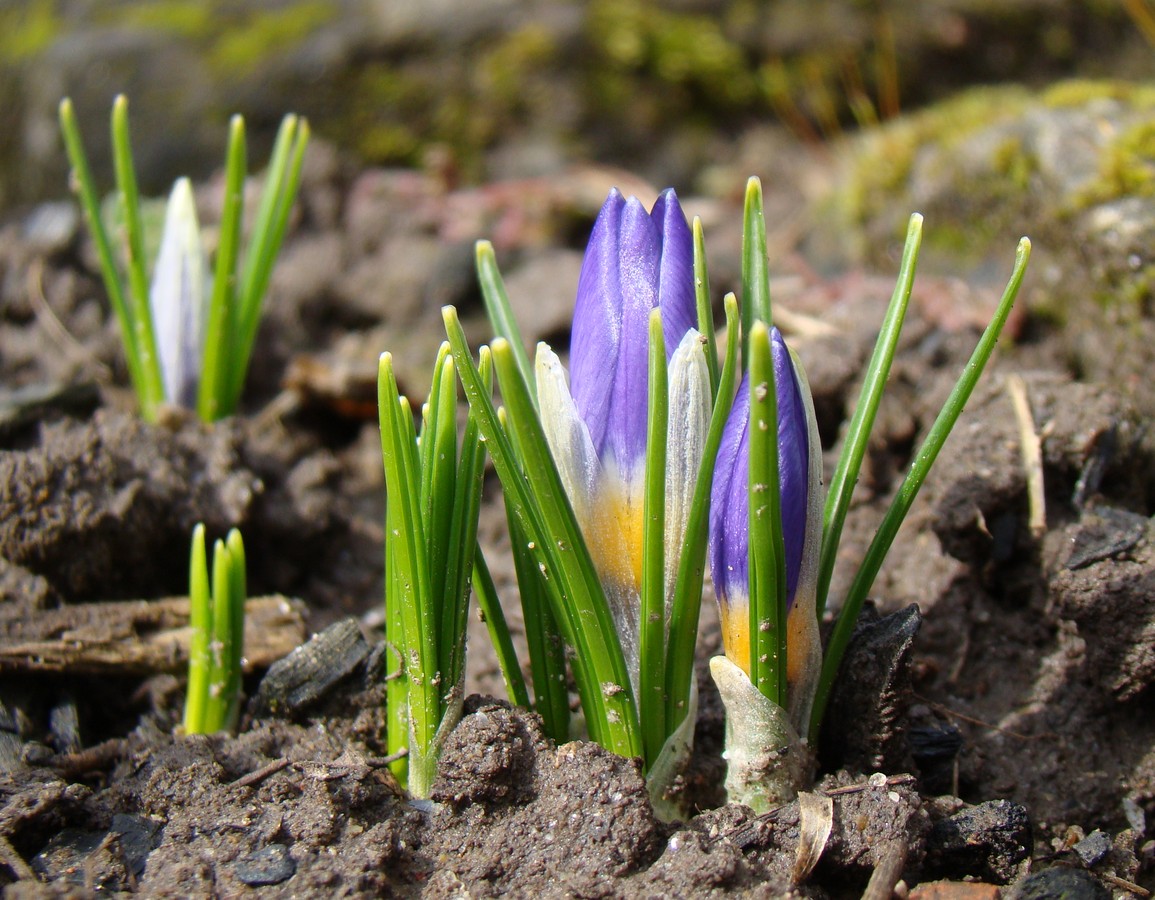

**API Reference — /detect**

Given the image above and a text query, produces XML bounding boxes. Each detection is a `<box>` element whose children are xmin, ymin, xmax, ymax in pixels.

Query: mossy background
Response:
<box><xmin>4</xmin><ymin>0</ymin><xmax>1155</xmax><ymax>412</ymax></box>
<box><xmin>1</xmin><ymin>0</ymin><xmax>1151</xmax><ymax>210</ymax></box>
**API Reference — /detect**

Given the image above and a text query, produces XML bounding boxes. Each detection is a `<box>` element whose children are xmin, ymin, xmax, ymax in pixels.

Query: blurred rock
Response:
<box><xmin>252</xmin><ymin>618</ymin><xmax>370</xmax><ymax>717</ymax></box>
<box><xmin>924</xmin><ymin>799</ymin><xmax>1031</xmax><ymax>884</ymax></box>
<box><xmin>1010</xmin><ymin>866</ymin><xmax>1110</xmax><ymax>900</ymax></box>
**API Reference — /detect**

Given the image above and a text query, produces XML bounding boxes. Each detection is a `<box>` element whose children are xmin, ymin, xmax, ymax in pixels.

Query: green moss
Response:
<box><xmin>209</xmin><ymin>2</ymin><xmax>333</xmax><ymax>75</ymax></box>
<box><xmin>1042</xmin><ymin>79</ymin><xmax>1155</xmax><ymax>110</ymax></box>
<box><xmin>0</xmin><ymin>0</ymin><xmax>61</xmax><ymax>62</ymax></box>
<box><xmin>992</xmin><ymin>135</ymin><xmax>1039</xmax><ymax>190</ymax></box>
<box><xmin>1074</xmin><ymin>118</ymin><xmax>1155</xmax><ymax>207</ymax></box>
<box><xmin>107</xmin><ymin>0</ymin><xmax>334</xmax><ymax>77</ymax></box>
<box><xmin>332</xmin><ymin>66</ymin><xmax>432</xmax><ymax>166</ymax></box>
<box><xmin>834</xmin><ymin>85</ymin><xmax>1033</xmax><ymax>232</ymax></box>
<box><xmin>110</xmin><ymin>2</ymin><xmax>216</xmax><ymax>41</ymax></box>
<box><xmin>586</xmin><ymin>0</ymin><xmax>758</xmax><ymax>107</ymax></box>
<box><xmin>357</xmin><ymin>122</ymin><xmax>421</xmax><ymax>163</ymax></box>
<box><xmin>477</xmin><ymin>24</ymin><xmax>556</xmax><ymax>110</ymax></box>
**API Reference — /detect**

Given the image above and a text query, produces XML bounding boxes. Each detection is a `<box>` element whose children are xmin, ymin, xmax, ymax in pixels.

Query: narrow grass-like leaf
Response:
<box><xmin>810</xmin><ymin>237</ymin><xmax>1032</xmax><ymax>738</ymax></box>
<box><xmin>378</xmin><ymin>353</ymin><xmax>439</xmax><ymax>792</ymax></box>
<box><xmin>384</xmin><ymin>503</ymin><xmax>408</xmax><ymax>783</ymax></box>
<box><xmin>206</xmin><ymin>536</ymin><xmax>235</xmax><ymax>733</ymax></box>
<box><xmin>639</xmin><ymin>309</ymin><xmax>669</xmax><ymax>764</ymax></box>
<box><xmin>443</xmin><ymin>308</ymin><xmax>641</xmax><ymax>759</ymax></box>
<box><xmin>181</xmin><ymin>528</ymin><xmax>246</xmax><ymax>736</ymax></box>
<box><xmin>476</xmin><ymin>240</ymin><xmax>535</xmax><ymax>395</ymax></box>
<box><xmin>490</xmin><ymin>338</ymin><xmax>641</xmax><ymax>756</ymax></box>
<box><xmin>221</xmin><ymin>528</ymin><xmax>247</xmax><ymax>731</ymax></box>
<box><xmin>198</xmin><ymin>116</ymin><xmax>246</xmax><ymax>422</ymax></box>
<box><xmin>741</xmin><ymin>178</ymin><xmax>771</xmax><ymax>361</ymax></box>
<box><xmin>507</xmin><ymin>506</ymin><xmax>571</xmax><ymax>740</ymax></box>
<box><xmin>692</xmin><ymin>218</ymin><xmax>719</xmax><ymax>394</ymax></box>
<box><xmin>665</xmin><ymin>293</ymin><xmax>740</xmax><ymax>729</ymax></box>
<box><xmin>183</xmin><ymin>524</ymin><xmax>211</xmax><ymax>734</ymax></box>
<box><xmin>58</xmin><ymin>99</ymin><xmax>154</xmax><ymax>409</ymax></box>
<box><xmin>441</xmin><ymin>350</ymin><xmax>491</xmax><ymax>690</ymax></box>
<box><xmin>816</xmin><ymin>214</ymin><xmax>923</xmax><ymax>615</ymax></box>
<box><xmin>496</xmin><ymin>399</ymin><xmax>570</xmax><ymax>740</ymax></box>
<box><xmin>747</xmin><ymin>321</ymin><xmax>787</xmax><ymax>705</ymax></box>
<box><xmin>228</xmin><ymin>116</ymin><xmax>309</xmax><ymax>411</ymax></box>
<box><xmin>444</xmin><ymin>311</ymin><xmax>604</xmax><ymax>736</ymax></box>
<box><xmin>471</xmin><ymin>552</ymin><xmax>532</xmax><ymax>710</ymax></box>
<box><xmin>423</xmin><ymin>349</ymin><xmax>458</xmax><ymax>647</ymax></box>
<box><xmin>110</xmin><ymin>96</ymin><xmax>163</xmax><ymax>417</ymax></box>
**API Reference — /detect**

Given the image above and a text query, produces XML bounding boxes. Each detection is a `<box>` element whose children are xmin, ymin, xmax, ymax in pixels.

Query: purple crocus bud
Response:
<box><xmin>568</xmin><ymin>188</ymin><xmax>696</xmax><ymax>481</ymax></box>
<box><xmin>537</xmin><ymin>188</ymin><xmax>706</xmax><ymax>684</ymax></box>
<box><xmin>708</xmin><ymin>327</ymin><xmax>811</xmax><ymax>673</ymax></box>
<box><xmin>149</xmin><ymin>177</ymin><xmax>208</xmax><ymax>409</ymax></box>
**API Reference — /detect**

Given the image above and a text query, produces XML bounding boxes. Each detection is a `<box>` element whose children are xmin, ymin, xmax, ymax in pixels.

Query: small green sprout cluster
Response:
<box><xmin>183</xmin><ymin>524</ymin><xmax>247</xmax><ymax>736</ymax></box>
<box><xmin>59</xmin><ymin>96</ymin><xmax>308</xmax><ymax>423</ymax></box>
<box><xmin>377</xmin><ymin>346</ymin><xmax>490</xmax><ymax>797</ymax></box>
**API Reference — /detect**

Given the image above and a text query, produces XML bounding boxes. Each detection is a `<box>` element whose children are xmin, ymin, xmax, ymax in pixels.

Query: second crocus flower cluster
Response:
<box><xmin>420</xmin><ymin>176</ymin><xmax>1030</xmax><ymax>813</ymax></box>
<box><xmin>534</xmin><ymin>187</ymin><xmax>823</xmax><ymax>809</ymax></box>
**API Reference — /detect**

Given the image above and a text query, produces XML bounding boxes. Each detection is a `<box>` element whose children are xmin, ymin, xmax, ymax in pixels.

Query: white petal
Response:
<box><xmin>535</xmin><ymin>343</ymin><xmax>599</xmax><ymax>521</ymax></box>
<box><xmin>663</xmin><ymin>328</ymin><xmax>711</xmax><ymax>601</ymax></box>
<box><xmin>150</xmin><ymin>177</ymin><xmax>207</xmax><ymax>408</ymax></box>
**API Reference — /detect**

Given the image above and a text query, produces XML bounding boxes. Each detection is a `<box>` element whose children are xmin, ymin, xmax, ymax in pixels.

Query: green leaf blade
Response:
<box><xmin>746</xmin><ymin>321</ymin><xmax>787</xmax><ymax>706</ymax></box>
<box><xmin>811</xmin><ymin>235</ymin><xmax>1031</xmax><ymax>739</ymax></box>
<box><xmin>639</xmin><ymin>309</ymin><xmax>668</xmax><ymax>765</ymax></box>
<box><xmin>816</xmin><ymin>213</ymin><xmax>923</xmax><ymax>615</ymax></box>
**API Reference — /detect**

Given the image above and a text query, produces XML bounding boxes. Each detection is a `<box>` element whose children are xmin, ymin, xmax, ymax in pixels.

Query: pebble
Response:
<box><xmin>924</xmin><ymin>799</ymin><xmax>1032</xmax><ymax>884</ymax></box>
<box><xmin>252</xmin><ymin>618</ymin><xmax>370</xmax><ymax>715</ymax></box>
<box><xmin>235</xmin><ymin>844</ymin><xmax>297</xmax><ymax>886</ymax></box>
<box><xmin>21</xmin><ymin>202</ymin><xmax>80</xmax><ymax>255</ymax></box>
<box><xmin>1072</xmin><ymin>830</ymin><xmax>1112</xmax><ymax>867</ymax></box>
<box><xmin>1010</xmin><ymin>866</ymin><xmax>1109</xmax><ymax>900</ymax></box>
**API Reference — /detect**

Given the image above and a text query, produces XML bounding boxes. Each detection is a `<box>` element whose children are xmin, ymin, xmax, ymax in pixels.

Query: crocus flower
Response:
<box><xmin>149</xmin><ymin>177</ymin><xmax>209</xmax><ymax>409</ymax></box>
<box><xmin>709</xmin><ymin>327</ymin><xmax>821</xmax><ymax>702</ymax></box>
<box><xmin>536</xmin><ymin>188</ymin><xmax>710</xmax><ymax>686</ymax></box>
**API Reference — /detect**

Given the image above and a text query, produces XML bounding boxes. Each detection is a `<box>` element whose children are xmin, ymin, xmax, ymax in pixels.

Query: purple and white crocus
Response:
<box><xmin>708</xmin><ymin>327</ymin><xmax>824</xmax><ymax>720</ymax></box>
<box><xmin>149</xmin><ymin>177</ymin><xmax>209</xmax><ymax>410</ymax></box>
<box><xmin>536</xmin><ymin>189</ymin><xmax>711</xmax><ymax>690</ymax></box>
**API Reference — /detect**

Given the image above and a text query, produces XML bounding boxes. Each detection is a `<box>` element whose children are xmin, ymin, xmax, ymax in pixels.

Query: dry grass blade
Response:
<box><xmin>1007</xmin><ymin>374</ymin><xmax>1046</xmax><ymax>537</ymax></box>
<box><xmin>792</xmin><ymin>790</ymin><xmax>834</xmax><ymax>883</ymax></box>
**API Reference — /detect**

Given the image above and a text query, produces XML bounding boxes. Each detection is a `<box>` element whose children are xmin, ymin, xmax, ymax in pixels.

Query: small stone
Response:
<box><xmin>234</xmin><ymin>844</ymin><xmax>296</xmax><ymax>887</ymax></box>
<box><xmin>252</xmin><ymin>618</ymin><xmax>370</xmax><ymax>716</ymax></box>
<box><xmin>910</xmin><ymin>881</ymin><xmax>1000</xmax><ymax>900</ymax></box>
<box><xmin>1065</xmin><ymin>507</ymin><xmax>1147</xmax><ymax>570</ymax></box>
<box><xmin>1010</xmin><ymin>866</ymin><xmax>1109</xmax><ymax>900</ymax></box>
<box><xmin>31</xmin><ymin>828</ymin><xmax>105</xmax><ymax>884</ymax></box>
<box><xmin>1072</xmin><ymin>830</ymin><xmax>1112</xmax><ymax>866</ymax></box>
<box><xmin>109</xmin><ymin>815</ymin><xmax>160</xmax><ymax>876</ymax></box>
<box><xmin>22</xmin><ymin>201</ymin><xmax>80</xmax><ymax>255</ymax></box>
<box><xmin>924</xmin><ymin>799</ymin><xmax>1031</xmax><ymax>884</ymax></box>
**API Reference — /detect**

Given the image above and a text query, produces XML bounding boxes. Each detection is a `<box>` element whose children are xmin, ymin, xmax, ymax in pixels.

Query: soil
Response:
<box><xmin>1</xmin><ymin>127</ymin><xmax>1153</xmax><ymax>897</ymax></box>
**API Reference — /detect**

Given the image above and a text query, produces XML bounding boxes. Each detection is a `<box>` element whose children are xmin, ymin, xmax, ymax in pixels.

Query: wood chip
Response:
<box><xmin>0</xmin><ymin>595</ymin><xmax>307</xmax><ymax>675</ymax></box>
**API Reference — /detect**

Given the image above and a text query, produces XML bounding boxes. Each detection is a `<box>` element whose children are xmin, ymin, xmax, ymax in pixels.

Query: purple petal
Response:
<box><xmin>568</xmin><ymin>188</ymin><xmax>697</xmax><ymax>475</ymax></box>
<box><xmin>709</xmin><ymin>373</ymin><xmax>750</xmax><ymax>606</ymax></box>
<box><xmin>569</xmin><ymin>190</ymin><xmax>659</xmax><ymax>471</ymax></box>
<box><xmin>772</xmin><ymin>327</ymin><xmax>810</xmax><ymax>605</ymax></box>
<box><xmin>708</xmin><ymin>328</ymin><xmax>810</xmax><ymax>610</ymax></box>
<box><xmin>649</xmin><ymin>189</ymin><xmax>696</xmax><ymax>352</ymax></box>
